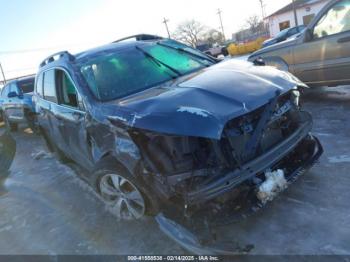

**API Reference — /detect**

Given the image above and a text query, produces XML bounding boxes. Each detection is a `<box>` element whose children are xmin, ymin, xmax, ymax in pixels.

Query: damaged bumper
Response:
<box><xmin>156</xmin><ymin>134</ymin><xmax>322</xmax><ymax>255</ymax></box>
<box><xmin>186</xmin><ymin>116</ymin><xmax>322</xmax><ymax>205</ymax></box>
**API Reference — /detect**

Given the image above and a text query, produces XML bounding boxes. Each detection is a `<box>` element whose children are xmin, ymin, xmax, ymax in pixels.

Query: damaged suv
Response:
<box><xmin>33</xmin><ymin>35</ymin><xmax>322</xmax><ymax>225</ymax></box>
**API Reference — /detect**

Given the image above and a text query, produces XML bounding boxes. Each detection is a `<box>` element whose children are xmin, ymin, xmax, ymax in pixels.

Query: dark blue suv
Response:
<box><xmin>0</xmin><ymin>76</ymin><xmax>35</xmax><ymax>131</ymax></box>
<box><xmin>32</xmin><ymin>35</ymin><xmax>322</xmax><ymax>226</ymax></box>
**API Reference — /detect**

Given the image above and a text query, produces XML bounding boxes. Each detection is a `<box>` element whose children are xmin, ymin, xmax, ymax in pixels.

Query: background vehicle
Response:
<box><xmin>196</xmin><ymin>43</ymin><xmax>227</xmax><ymax>57</ymax></box>
<box><xmin>249</xmin><ymin>0</ymin><xmax>350</xmax><ymax>87</ymax></box>
<box><xmin>0</xmin><ymin>76</ymin><xmax>35</xmax><ymax>131</ymax></box>
<box><xmin>262</xmin><ymin>25</ymin><xmax>306</xmax><ymax>48</ymax></box>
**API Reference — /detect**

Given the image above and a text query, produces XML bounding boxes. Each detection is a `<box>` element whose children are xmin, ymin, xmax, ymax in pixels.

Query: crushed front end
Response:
<box><xmin>132</xmin><ymin>89</ymin><xmax>323</xmax><ymax>254</ymax></box>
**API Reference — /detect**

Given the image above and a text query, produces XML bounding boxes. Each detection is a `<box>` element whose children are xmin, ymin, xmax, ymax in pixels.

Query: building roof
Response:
<box><xmin>266</xmin><ymin>0</ymin><xmax>325</xmax><ymax>18</ymax></box>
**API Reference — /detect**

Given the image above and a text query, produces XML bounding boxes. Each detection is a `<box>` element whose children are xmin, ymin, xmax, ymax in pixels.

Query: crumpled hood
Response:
<box><xmin>103</xmin><ymin>59</ymin><xmax>305</xmax><ymax>139</ymax></box>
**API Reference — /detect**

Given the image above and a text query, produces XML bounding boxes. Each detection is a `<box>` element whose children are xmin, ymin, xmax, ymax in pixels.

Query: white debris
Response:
<box><xmin>177</xmin><ymin>106</ymin><xmax>210</xmax><ymax>118</ymax></box>
<box><xmin>108</xmin><ymin>115</ymin><xmax>127</xmax><ymax>122</ymax></box>
<box><xmin>257</xmin><ymin>169</ymin><xmax>287</xmax><ymax>204</ymax></box>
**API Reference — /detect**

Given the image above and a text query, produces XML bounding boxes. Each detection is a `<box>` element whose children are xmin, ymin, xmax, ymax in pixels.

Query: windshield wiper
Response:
<box><xmin>156</xmin><ymin>42</ymin><xmax>217</xmax><ymax>65</ymax></box>
<box><xmin>135</xmin><ymin>46</ymin><xmax>181</xmax><ymax>77</ymax></box>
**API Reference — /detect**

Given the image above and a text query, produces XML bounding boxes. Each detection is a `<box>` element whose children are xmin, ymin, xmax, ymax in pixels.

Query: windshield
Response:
<box><xmin>17</xmin><ymin>78</ymin><xmax>34</xmax><ymax>94</ymax></box>
<box><xmin>80</xmin><ymin>43</ymin><xmax>209</xmax><ymax>101</ymax></box>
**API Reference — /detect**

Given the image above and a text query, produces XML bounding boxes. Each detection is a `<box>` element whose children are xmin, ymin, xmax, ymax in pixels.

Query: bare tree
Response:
<box><xmin>203</xmin><ymin>29</ymin><xmax>224</xmax><ymax>46</ymax></box>
<box><xmin>246</xmin><ymin>15</ymin><xmax>262</xmax><ymax>34</ymax></box>
<box><xmin>173</xmin><ymin>20</ymin><xmax>207</xmax><ymax>47</ymax></box>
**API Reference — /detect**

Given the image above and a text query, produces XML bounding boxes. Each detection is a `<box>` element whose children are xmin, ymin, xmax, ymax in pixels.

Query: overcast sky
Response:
<box><xmin>0</xmin><ymin>0</ymin><xmax>291</xmax><ymax>80</ymax></box>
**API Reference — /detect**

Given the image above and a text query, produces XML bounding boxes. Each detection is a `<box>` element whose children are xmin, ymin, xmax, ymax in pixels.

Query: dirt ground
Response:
<box><xmin>0</xmin><ymin>85</ymin><xmax>349</xmax><ymax>255</ymax></box>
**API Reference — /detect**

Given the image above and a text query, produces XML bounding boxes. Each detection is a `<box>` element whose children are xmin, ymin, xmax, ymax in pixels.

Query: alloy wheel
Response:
<box><xmin>99</xmin><ymin>173</ymin><xmax>145</xmax><ymax>220</ymax></box>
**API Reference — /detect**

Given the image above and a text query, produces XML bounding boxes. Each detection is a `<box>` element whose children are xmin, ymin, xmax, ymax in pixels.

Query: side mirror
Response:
<box><xmin>303</xmin><ymin>28</ymin><xmax>313</xmax><ymax>42</ymax></box>
<box><xmin>253</xmin><ymin>57</ymin><xmax>266</xmax><ymax>66</ymax></box>
<box><xmin>7</xmin><ymin>91</ymin><xmax>18</xmax><ymax>98</ymax></box>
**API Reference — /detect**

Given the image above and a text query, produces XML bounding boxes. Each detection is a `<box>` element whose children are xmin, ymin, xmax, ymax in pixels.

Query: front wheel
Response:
<box><xmin>99</xmin><ymin>173</ymin><xmax>146</xmax><ymax>220</ymax></box>
<box><xmin>92</xmin><ymin>160</ymin><xmax>159</xmax><ymax>220</ymax></box>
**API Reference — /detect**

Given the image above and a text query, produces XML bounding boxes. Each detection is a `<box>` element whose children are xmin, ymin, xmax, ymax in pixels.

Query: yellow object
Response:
<box><xmin>228</xmin><ymin>37</ymin><xmax>266</xmax><ymax>56</ymax></box>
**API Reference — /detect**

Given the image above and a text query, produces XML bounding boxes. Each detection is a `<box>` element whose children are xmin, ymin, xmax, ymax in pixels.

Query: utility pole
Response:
<box><xmin>0</xmin><ymin>63</ymin><xmax>6</xmax><ymax>85</ymax></box>
<box><xmin>162</xmin><ymin>18</ymin><xmax>171</xmax><ymax>38</ymax></box>
<box><xmin>259</xmin><ymin>0</ymin><xmax>265</xmax><ymax>20</ymax></box>
<box><xmin>292</xmin><ymin>0</ymin><xmax>299</xmax><ymax>26</ymax></box>
<box><xmin>217</xmin><ymin>9</ymin><xmax>226</xmax><ymax>41</ymax></box>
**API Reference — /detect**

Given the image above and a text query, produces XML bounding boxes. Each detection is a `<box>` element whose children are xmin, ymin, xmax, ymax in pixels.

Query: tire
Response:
<box><xmin>4</xmin><ymin>115</ymin><xmax>18</xmax><ymax>132</ymax></box>
<box><xmin>91</xmin><ymin>157</ymin><xmax>159</xmax><ymax>220</ymax></box>
<box><xmin>0</xmin><ymin>131</ymin><xmax>16</xmax><ymax>175</ymax></box>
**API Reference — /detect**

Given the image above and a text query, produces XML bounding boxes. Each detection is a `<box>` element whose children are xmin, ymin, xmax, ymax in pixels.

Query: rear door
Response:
<box><xmin>292</xmin><ymin>0</ymin><xmax>350</xmax><ymax>85</ymax></box>
<box><xmin>53</xmin><ymin>69</ymin><xmax>93</xmax><ymax>168</ymax></box>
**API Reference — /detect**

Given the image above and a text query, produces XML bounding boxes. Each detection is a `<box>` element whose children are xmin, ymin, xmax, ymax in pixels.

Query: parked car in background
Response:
<box><xmin>32</xmin><ymin>34</ymin><xmax>322</xmax><ymax>230</ymax></box>
<box><xmin>249</xmin><ymin>0</ymin><xmax>350</xmax><ymax>87</ymax></box>
<box><xmin>0</xmin><ymin>76</ymin><xmax>35</xmax><ymax>131</ymax></box>
<box><xmin>262</xmin><ymin>25</ymin><xmax>306</xmax><ymax>48</ymax></box>
<box><xmin>196</xmin><ymin>43</ymin><xmax>228</xmax><ymax>57</ymax></box>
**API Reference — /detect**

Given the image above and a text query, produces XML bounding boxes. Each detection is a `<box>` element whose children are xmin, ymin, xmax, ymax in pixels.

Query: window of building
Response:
<box><xmin>43</xmin><ymin>70</ymin><xmax>57</xmax><ymax>103</ymax></box>
<box><xmin>303</xmin><ymin>14</ymin><xmax>315</xmax><ymax>25</ymax></box>
<box><xmin>279</xmin><ymin>21</ymin><xmax>290</xmax><ymax>31</ymax></box>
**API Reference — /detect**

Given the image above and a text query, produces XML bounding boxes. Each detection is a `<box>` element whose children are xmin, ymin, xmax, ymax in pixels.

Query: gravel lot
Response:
<box><xmin>0</xmin><ymin>85</ymin><xmax>349</xmax><ymax>255</ymax></box>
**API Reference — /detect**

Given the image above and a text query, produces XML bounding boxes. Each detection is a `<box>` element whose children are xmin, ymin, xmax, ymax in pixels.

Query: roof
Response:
<box><xmin>266</xmin><ymin>0</ymin><xmax>325</xmax><ymax>18</ymax></box>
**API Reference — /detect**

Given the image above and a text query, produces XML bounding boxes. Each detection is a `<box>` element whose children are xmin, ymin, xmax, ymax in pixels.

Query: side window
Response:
<box><xmin>314</xmin><ymin>0</ymin><xmax>350</xmax><ymax>39</ymax></box>
<box><xmin>43</xmin><ymin>70</ymin><xmax>57</xmax><ymax>103</ymax></box>
<box><xmin>56</xmin><ymin>70</ymin><xmax>79</xmax><ymax>108</ymax></box>
<box><xmin>36</xmin><ymin>73</ymin><xmax>44</xmax><ymax>97</ymax></box>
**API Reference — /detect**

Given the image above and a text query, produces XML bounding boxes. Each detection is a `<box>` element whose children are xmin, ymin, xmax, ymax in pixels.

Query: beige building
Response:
<box><xmin>265</xmin><ymin>0</ymin><xmax>330</xmax><ymax>37</ymax></box>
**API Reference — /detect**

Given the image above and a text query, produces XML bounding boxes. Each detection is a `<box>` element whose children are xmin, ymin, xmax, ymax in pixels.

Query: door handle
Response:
<box><xmin>338</xmin><ymin>36</ymin><xmax>350</xmax><ymax>43</ymax></box>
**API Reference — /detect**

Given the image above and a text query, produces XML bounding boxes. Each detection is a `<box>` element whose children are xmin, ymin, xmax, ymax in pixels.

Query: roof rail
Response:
<box><xmin>39</xmin><ymin>51</ymin><xmax>75</xmax><ymax>68</ymax></box>
<box><xmin>112</xmin><ymin>34</ymin><xmax>164</xmax><ymax>43</ymax></box>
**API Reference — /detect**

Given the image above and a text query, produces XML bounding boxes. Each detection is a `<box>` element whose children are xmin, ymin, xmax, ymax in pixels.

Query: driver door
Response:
<box><xmin>292</xmin><ymin>0</ymin><xmax>350</xmax><ymax>86</ymax></box>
